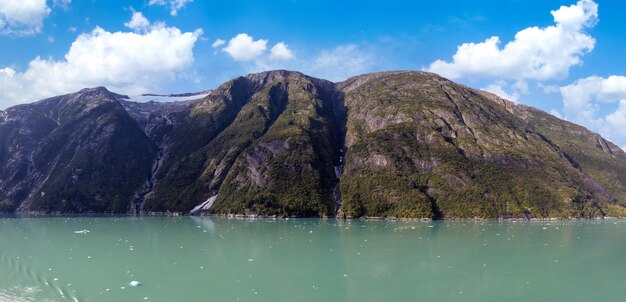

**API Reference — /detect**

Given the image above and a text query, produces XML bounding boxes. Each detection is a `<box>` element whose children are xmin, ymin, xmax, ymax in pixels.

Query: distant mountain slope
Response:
<box><xmin>0</xmin><ymin>70</ymin><xmax>624</xmax><ymax>218</ymax></box>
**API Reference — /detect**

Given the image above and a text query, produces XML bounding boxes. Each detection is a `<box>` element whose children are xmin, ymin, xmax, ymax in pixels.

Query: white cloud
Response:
<box><xmin>148</xmin><ymin>0</ymin><xmax>192</xmax><ymax>16</ymax></box>
<box><xmin>0</xmin><ymin>0</ymin><xmax>51</xmax><ymax>35</ymax></box>
<box><xmin>596</xmin><ymin>76</ymin><xmax>626</xmax><ymax>102</ymax></box>
<box><xmin>482</xmin><ymin>82</ymin><xmax>520</xmax><ymax>103</ymax></box>
<box><xmin>124</xmin><ymin>11</ymin><xmax>150</xmax><ymax>32</ymax></box>
<box><xmin>230</xmin><ymin>42</ymin><xmax>374</xmax><ymax>82</ymax></box>
<box><xmin>269</xmin><ymin>42</ymin><xmax>294</xmax><ymax>61</ymax></box>
<box><xmin>550</xmin><ymin>109</ymin><xmax>564</xmax><ymax>119</ymax></box>
<box><xmin>215</xmin><ymin>32</ymin><xmax>373</xmax><ymax>82</ymax></box>
<box><xmin>211</xmin><ymin>38</ymin><xmax>225</xmax><ymax>48</ymax></box>
<box><xmin>217</xmin><ymin>34</ymin><xmax>295</xmax><ymax>64</ymax></box>
<box><xmin>560</xmin><ymin>75</ymin><xmax>626</xmax><ymax>146</ymax></box>
<box><xmin>426</xmin><ymin>0</ymin><xmax>597</xmax><ymax>81</ymax></box>
<box><xmin>603</xmin><ymin>100</ymin><xmax>626</xmax><ymax>143</ymax></box>
<box><xmin>560</xmin><ymin>76</ymin><xmax>626</xmax><ymax>122</ymax></box>
<box><xmin>538</xmin><ymin>83</ymin><xmax>561</xmax><ymax>94</ymax></box>
<box><xmin>222</xmin><ymin>33</ymin><xmax>268</xmax><ymax>61</ymax></box>
<box><xmin>0</xmin><ymin>68</ymin><xmax>23</xmax><ymax>107</ymax></box>
<box><xmin>0</xmin><ymin>24</ymin><xmax>203</xmax><ymax>107</ymax></box>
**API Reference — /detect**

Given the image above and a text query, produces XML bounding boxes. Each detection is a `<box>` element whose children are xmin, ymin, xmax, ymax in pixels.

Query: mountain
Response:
<box><xmin>0</xmin><ymin>87</ymin><xmax>157</xmax><ymax>213</ymax></box>
<box><xmin>0</xmin><ymin>70</ymin><xmax>625</xmax><ymax>219</ymax></box>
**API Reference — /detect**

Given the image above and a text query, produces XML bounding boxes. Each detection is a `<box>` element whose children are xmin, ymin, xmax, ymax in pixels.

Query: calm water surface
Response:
<box><xmin>1</xmin><ymin>216</ymin><xmax>625</xmax><ymax>302</ymax></box>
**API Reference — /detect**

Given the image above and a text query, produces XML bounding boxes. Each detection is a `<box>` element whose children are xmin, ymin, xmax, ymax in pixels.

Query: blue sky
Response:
<box><xmin>1</xmin><ymin>0</ymin><xmax>626</xmax><ymax>149</ymax></box>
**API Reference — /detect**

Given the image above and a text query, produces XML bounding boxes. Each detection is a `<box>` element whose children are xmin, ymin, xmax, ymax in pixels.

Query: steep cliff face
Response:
<box><xmin>0</xmin><ymin>87</ymin><xmax>157</xmax><ymax>212</ymax></box>
<box><xmin>210</xmin><ymin>72</ymin><xmax>342</xmax><ymax>217</ymax></box>
<box><xmin>0</xmin><ymin>70</ymin><xmax>625</xmax><ymax>218</ymax></box>
<box><xmin>142</xmin><ymin>71</ymin><xmax>343</xmax><ymax>217</ymax></box>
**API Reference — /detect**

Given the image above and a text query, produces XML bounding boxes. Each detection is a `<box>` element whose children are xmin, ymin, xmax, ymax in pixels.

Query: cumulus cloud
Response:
<box><xmin>426</xmin><ymin>0</ymin><xmax>598</xmax><ymax>81</ymax></box>
<box><xmin>218</xmin><ymin>33</ymin><xmax>296</xmax><ymax>65</ymax></box>
<box><xmin>0</xmin><ymin>18</ymin><xmax>202</xmax><ymax>107</ymax></box>
<box><xmin>603</xmin><ymin>100</ymin><xmax>626</xmax><ymax>140</ymax></box>
<box><xmin>217</xmin><ymin>35</ymin><xmax>373</xmax><ymax>82</ymax></box>
<box><xmin>0</xmin><ymin>0</ymin><xmax>51</xmax><ymax>35</ymax></box>
<box><xmin>222</xmin><ymin>33</ymin><xmax>268</xmax><ymax>61</ymax></box>
<box><xmin>560</xmin><ymin>75</ymin><xmax>626</xmax><ymax>144</ymax></box>
<box><xmin>0</xmin><ymin>67</ymin><xmax>23</xmax><ymax>106</ymax></box>
<box><xmin>560</xmin><ymin>76</ymin><xmax>626</xmax><ymax>122</ymax></box>
<box><xmin>148</xmin><ymin>0</ymin><xmax>192</xmax><ymax>16</ymax></box>
<box><xmin>214</xmin><ymin>32</ymin><xmax>373</xmax><ymax>82</ymax></box>
<box><xmin>269</xmin><ymin>42</ymin><xmax>294</xmax><ymax>61</ymax></box>
<box><xmin>124</xmin><ymin>11</ymin><xmax>150</xmax><ymax>32</ymax></box>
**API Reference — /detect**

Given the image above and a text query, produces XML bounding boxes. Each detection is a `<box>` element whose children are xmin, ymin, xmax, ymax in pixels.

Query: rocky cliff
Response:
<box><xmin>1</xmin><ymin>70</ymin><xmax>624</xmax><ymax>219</ymax></box>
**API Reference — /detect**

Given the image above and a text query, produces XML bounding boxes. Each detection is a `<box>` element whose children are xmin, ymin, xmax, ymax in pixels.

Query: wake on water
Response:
<box><xmin>0</xmin><ymin>252</ymin><xmax>81</xmax><ymax>302</ymax></box>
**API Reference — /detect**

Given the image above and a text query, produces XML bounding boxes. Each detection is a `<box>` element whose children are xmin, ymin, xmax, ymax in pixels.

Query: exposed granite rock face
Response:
<box><xmin>1</xmin><ymin>70</ymin><xmax>625</xmax><ymax>218</ymax></box>
<box><xmin>0</xmin><ymin>87</ymin><xmax>157</xmax><ymax>212</ymax></box>
<box><xmin>337</xmin><ymin>72</ymin><xmax>618</xmax><ymax>219</ymax></box>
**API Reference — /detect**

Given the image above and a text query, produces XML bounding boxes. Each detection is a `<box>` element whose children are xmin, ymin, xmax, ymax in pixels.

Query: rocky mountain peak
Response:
<box><xmin>243</xmin><ymin>70</ymin><xmax>335</xmax><ymax>93</ymax></box>
<box><xmin>72</xmin><ymin>86</ymin><xmax>126</xmax><ymax>104</ymax></box>
<box><xmin>338</xmin><ymin>71</ymin><xmax>451</xmax><ymax>93</ymax></box>
<box><xmin>244</xmin><ymin>69</ymin><xmax>305</xmax><ymax>84</ymax></box>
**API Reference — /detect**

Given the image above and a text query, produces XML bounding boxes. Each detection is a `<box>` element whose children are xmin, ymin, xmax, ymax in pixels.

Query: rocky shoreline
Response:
<box><xmin>4</xmin><ymin>211</ymin><xmax>624</xmax><ymax>222</ymax></box>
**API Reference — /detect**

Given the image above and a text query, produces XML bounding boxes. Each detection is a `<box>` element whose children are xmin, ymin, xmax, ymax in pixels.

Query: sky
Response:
<box><xmin>1</xmin><ymin>0</ymin><xmax>626</xmax><ymax>149</ymax></box>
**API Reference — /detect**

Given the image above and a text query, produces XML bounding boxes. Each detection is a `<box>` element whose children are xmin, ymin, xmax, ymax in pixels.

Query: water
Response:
<box><xmin>1</xmin><ymin>217</ymin><xmax>625</xmax><ymax>302</ymax></box>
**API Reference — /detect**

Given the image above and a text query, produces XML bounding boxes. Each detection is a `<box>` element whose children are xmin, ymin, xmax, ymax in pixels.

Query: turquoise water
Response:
<box><xmin>1</xmin><ymin>217</ymin><xmax>625</xmax><ymax>302</ymax></box>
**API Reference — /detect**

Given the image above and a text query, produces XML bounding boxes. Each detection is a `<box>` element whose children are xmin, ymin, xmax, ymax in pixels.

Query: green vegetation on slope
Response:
<box><xmin>212</xmin><ymin>74</ymin><xmax>341</xmax><ymax>217</ymax></box>
<box><xmin>0</xmin><ymin>71</ymin><xmax>624</xmax><ymax>218</ymax></box>
<box><xmin>338</xmin><ymin>72</ymin><xmax>615</xmax><ymax>219</ymax></box>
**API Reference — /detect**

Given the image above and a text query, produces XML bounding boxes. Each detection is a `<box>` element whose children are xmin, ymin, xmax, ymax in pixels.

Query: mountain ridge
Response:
<box><xmin>1</xmin><ymin>70</ymin><xmax>625</xmax><ymax>219</ymax></box>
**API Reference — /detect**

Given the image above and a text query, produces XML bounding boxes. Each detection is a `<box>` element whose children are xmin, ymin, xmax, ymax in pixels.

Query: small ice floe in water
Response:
<box><xmin>74</xmin><ymin>230</ymin><xmax>90</xmax><ymax>234</ymax></box>
<box><xmin>130</xmin><ymin>281</ymin><xmax>141</xmax><ymax>287</ymax></box>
